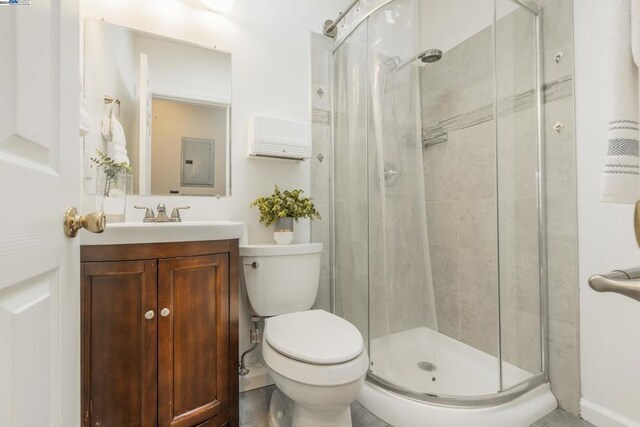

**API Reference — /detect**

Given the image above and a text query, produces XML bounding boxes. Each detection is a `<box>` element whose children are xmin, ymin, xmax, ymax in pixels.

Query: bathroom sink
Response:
<box><xmin>80</xmin><ymin>220</ymin><xmax>244</xmax><ymax>245</ymax></box>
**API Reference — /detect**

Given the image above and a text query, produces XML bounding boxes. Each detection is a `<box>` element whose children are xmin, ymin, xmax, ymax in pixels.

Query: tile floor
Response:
<box><xmin>240</xmin><ymin>386</ymin><xmax>595</xmax><ymax>427</ymax></box>
<box><xmin>351</xmin><ymin>400</ymin><xmax>391</xmax><ymax>426</ymax></box>
<box><xmin>530</xmin><ymin>409</ymin><xmax>595</xmax><ymax>427</ymax></box>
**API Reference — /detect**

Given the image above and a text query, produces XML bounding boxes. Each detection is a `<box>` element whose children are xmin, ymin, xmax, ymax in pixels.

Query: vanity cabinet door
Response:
<box><xmin>81</xmin><ymin>260</ymin><xmax>158</xmax><ymax>427</ymax></box>
<box><xmin>158</xmin><ymin>254</ymin><xmax>230</xmax><ymax>427</ymax></box>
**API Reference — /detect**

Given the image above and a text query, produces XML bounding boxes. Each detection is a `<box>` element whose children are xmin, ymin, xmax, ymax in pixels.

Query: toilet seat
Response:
<box><xmin>262</xmin><ymin>310</ymin><xmax>369</xmax><ymax>387</ymax></box>
<box><xmin>262</xmin><ymin>336</ymin><xmax>369</xmax><ymax>387</ymax></box>
<box><xmin>265</xmin><ymin>310</ymin><xmax>364</xmax><ymax>365</ymax></box>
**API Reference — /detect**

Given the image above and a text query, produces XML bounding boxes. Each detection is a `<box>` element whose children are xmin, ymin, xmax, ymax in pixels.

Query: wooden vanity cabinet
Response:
<box><xmin>81</xmin><ymin>240</ymin><xmax>239</xmax><ymax>427</ymax></box>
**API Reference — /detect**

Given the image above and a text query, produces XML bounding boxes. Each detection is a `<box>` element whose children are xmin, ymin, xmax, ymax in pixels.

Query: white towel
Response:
<box><xmin>633</xmin><ymin>0</ymin><xmax>640</xmax><ymax>149</ymax></box>
<box><xmin>632</xmin><ymin>0</ymin><xmax>640</xmax><ymax>65</ymax></box>
<box><xmin>106</xmin><ymin>115</ymin><xmax>130</xmax><ymax>164</ymax></box>
<box><xmin>601</xmin><ymin>0</ymin><xmax>640</xmax><ymax>203</ymax></box>
<box><xmin>101</xmin><ymin>115</ymin><xmax>112</xmax><ymax>141</ymax></box>
<box><xmin>101</xmin><ymin>105</ymin><xmax>114</xmax><ymax>142</ymax></box>
<box><xmin>101</xmin><ymin>102</ymin><xmax>130</xmax><ymax>164</ymax></box>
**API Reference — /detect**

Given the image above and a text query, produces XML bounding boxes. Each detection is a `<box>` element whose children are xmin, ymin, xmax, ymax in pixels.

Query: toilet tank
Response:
<box><xmin>240</xmin><ymin>243</ymin><xmax>322</xmax><ymax>316</ymax></box>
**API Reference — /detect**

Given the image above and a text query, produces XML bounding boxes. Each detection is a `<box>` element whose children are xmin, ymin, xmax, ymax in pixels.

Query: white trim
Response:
<box><xmin>152</xmin><ymin>89</ymin><xmax>231</xmax><ymax>108</ymax></box>
<box><xmin>581</xmin><ymin>399</ymin><xmax>640</xmax><ymax>427</ymax></box>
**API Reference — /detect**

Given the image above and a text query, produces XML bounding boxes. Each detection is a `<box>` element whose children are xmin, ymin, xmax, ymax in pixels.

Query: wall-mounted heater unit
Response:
<box><xmin>247</xmin><ymin>115</ymin><xmax>310</xmax><ymax>161</ymax></box>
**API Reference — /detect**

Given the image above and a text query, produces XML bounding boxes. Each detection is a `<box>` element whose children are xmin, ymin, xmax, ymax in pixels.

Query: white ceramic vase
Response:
<box><xmin>274</xmin><ymin>217</ymin><xmax>294</xmax><ymax>245</ymax></box>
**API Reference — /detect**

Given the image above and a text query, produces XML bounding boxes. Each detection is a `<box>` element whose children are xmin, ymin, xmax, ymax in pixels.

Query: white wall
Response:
<box><xmin>575</xmin><ymin>1</ymin><xmax>640</xmax><ymax>425</ymax></box>
<box><xmin>82</xmin><ymin>0</ymin><xmax>345</xmax><ymax>244</ymax></box>
<box><xmin>135</xmin><ymin>34</ymin><xmax>231</xmax><ymax>103</ymax></box>
<box><xmin>81</xmin><ymin>0</ymin><xmax>346</xmax><ymax>381</ymax></box>
<box><xmin>83</xmin><ymin>20</ymin><xmax>138</xmax><ymax>193</ymax></box>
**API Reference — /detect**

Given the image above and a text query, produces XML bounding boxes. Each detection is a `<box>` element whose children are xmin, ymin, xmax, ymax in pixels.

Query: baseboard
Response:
<box><xmin>581</xmin><ymin>399</ymin><xmax>640</xmax><ymax>427</ymax></box>
<box><xmin>239</xmin><ymin>362</ymin><xmax>274</xmax><ymax>392</ymax></box>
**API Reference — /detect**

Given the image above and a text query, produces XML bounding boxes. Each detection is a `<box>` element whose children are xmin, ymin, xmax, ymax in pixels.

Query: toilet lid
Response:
<box><xmin>265</xmin><ymin>310</ymin><xmax>364</xmax><ymax>365</ymax></box>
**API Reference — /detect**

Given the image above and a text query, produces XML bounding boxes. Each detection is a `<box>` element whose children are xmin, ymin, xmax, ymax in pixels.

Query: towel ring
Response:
<box><xmin>104</xmin><ymin>96</ymin><xmax>121</xmax><ymax>118</ymax></box>
<box><xmin>107</xmin><ymin>99</ymin><xmax>120</xmax><ymax>118</ymax></box>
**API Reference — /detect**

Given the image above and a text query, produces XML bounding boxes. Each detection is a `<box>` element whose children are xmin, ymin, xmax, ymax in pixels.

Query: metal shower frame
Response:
<box><xmin>328</xmin><ymin>0</ymin><xmax>548</xmax><ymax>408</ymax></box>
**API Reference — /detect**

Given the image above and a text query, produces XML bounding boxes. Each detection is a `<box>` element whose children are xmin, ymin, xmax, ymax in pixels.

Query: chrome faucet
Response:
<box><xmin>134</xmin><ymin>204</ymin><xmax>190</xmax><ymax>223</ymax></box>
<box><xmin>155</xmin><ymin>203</ymin><xmax>171</xmax><ymax>222</ymax></box>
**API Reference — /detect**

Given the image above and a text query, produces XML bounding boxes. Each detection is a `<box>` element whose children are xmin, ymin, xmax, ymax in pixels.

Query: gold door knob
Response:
<box><xmin>63</xmin><ymin>207</ymin><xmax>106</xmax><ymax>238</ymax></box>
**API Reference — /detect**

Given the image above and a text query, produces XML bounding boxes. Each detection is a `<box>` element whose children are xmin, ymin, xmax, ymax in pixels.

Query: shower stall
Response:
<box><xmin>326</xmin><ymin>0</ymin><xmax>556</xmax><ymax>424</ymax></box>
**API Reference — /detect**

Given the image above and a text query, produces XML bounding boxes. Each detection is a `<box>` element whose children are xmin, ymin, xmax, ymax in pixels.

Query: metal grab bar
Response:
<box><xmin>588</xmin><ymin>267</ymin><xmax>640</xmax><ymax>302</ymax></box>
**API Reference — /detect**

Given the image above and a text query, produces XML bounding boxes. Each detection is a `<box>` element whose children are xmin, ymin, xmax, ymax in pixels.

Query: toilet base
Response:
<box><xmin>269</xmin><ymin>389</ymin><xmax>353</xmax><ymax>427</ymax></box>
<box><xmin>269</xmin><ymin>389</ymin><xmax>293</xmax><ymax>426</ymax></box>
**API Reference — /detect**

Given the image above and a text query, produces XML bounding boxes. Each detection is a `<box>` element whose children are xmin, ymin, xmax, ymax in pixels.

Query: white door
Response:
<box><xmin>138</xmin><ymin>53</ymin><xmax>152</xmax><ymax>195</ymax></box>
<box><xmin>0</xmin><ymin>0</ymin><xmax>80</xmax><ymax>426</ymax></box>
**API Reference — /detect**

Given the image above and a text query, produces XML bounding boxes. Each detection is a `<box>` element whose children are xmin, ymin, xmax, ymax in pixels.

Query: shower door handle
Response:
<box><xmin>588</xmin><ymin>267</ymin><xmax>640</xmax><ymax>302</ymax></box>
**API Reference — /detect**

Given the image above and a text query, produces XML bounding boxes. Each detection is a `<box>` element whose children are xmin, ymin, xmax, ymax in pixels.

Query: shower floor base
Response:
<box><xmin>361</xmin><ymin>327</ymin><xmax>557</xmax><ymax>426</ymax></box>
<box><xmin>369</xmin><ymin>327</ymin><xmax>531</xmax><ymax>395</ymax></box>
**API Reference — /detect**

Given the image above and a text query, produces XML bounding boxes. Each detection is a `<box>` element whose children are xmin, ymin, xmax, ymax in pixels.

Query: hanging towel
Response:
<box><xmin>633</xmin><ymin>0</ymin><xmax>640</xmax><ymax>127</ymax></box>
<box><xmin>101</xmin><ymin>101</ymin><xmax>130</xmax><ymax>164</ymax></box>
<box><xmin>101</xmin><ymin>104</ymin><xmax>115</xmax><ymax>142</ymax></box>
<box><xmin>601</xmin><ymin>0</ymin><xmax>640</xmax><ymax>203</ymax></box>
<box><xmin>106</xmin><ymin>115</ymin><xmax>130</xmax><ymax>164</ymax></box>
<box><xmin>632</xmin><ymin>0</ymin><xmax>640</xmax><ymax>66</ymax></box>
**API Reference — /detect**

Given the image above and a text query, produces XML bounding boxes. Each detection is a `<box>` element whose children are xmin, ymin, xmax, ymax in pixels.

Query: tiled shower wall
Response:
<box><xmin>421</xmin><ymin>19</ymin><xmax>499</xmax><ymax>358</ymax></box>
<box><xmin>310</xmin><ymin>0</ymin><xmax>579</xmax><ymax>416</ymax></box>
<box><xmin>538</xmin><ymin>0</ymin><xmax>580</xmax><ymax>414</ymax></box>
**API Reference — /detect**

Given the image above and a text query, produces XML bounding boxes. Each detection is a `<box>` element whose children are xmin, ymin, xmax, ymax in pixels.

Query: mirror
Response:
<box><xmin>83</xmin><ymin>19</ymin><xmax>231</xmax><ymax>197</ymax></box>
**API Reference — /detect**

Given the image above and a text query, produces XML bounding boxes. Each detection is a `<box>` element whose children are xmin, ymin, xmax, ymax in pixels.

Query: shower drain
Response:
<box><xmin>417</xmin><ymin>361</ymin><xmax>437</xmax><ymax>372</ymax></box>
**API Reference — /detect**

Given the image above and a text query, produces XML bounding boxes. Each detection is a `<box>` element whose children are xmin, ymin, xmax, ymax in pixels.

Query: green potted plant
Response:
<box><xmin>250</xmin><ymin>186</ymin><xmax>321</xmax><ymax>245</ymax></box>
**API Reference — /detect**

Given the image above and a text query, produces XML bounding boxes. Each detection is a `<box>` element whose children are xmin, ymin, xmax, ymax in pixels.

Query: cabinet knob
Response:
<box><xmin>145</xmin><ymin>310</ymin><xmax>155</xmax><ymax>320</ymax></box>
<box><xmin>161</xmin><ymin>308</ymin><xmax>170</xmax><ymax>317</ymax></box>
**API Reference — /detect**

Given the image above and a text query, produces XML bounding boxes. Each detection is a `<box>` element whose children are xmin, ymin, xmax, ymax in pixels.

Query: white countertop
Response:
<box><xmin>80</xmin><ymin>220</ymin><xmax>244</xmax><ymax>246</ymax></box>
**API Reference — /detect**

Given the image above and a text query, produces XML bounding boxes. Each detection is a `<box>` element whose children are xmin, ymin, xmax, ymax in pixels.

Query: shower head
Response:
<box><xmin>419</xmin><ymin>49</ymin><xmax>443</xmax><ymax>63</ymax></box>
<box><xmin>394</xmin><ymin>48</ymin><xmax>443</xmax><ymax>71</ymax></box>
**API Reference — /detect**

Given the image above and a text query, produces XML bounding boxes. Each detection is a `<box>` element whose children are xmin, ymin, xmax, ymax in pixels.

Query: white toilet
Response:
<box><xmin>240</xmin><ymin>243</ymin><xmax>369</xmax><ymax>427</ymax></box>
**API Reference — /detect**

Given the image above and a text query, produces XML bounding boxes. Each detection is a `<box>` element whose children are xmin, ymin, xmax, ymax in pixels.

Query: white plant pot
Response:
<box><xmin>274</xmin><ymin>231</ymin><xmax>294</xmax><ymax>245</ymax></box>
<box><xmin>274</xmin><ymin>217</ymin><xmax>294</xmax><ymax>245</ymax></box>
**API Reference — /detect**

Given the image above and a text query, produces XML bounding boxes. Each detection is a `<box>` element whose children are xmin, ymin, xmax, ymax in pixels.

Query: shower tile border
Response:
<box><xmin>422</xmin><ymin>74</ymin><xmax>573</xmax><ymax>148</ymax></box>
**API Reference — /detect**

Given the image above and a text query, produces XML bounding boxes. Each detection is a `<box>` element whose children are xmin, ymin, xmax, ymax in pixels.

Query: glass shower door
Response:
<box><xmin>495</xmin><ymin>0</ymin><xmax>545</xmax><ymax>389</ymax></box>
<box><xmin>331</xmin><ymin>0</ymin><xmax>546</xmax><ymax>403</ymax></box>
<box><xmin>333</xmin><ymin>23</ymin><xmax>370</xmax><ymax>353</ymax></box>
<box><xmin>365</xmin><ymin>0</ymin><xmax>442</xmax><ymax>395</ymax></box>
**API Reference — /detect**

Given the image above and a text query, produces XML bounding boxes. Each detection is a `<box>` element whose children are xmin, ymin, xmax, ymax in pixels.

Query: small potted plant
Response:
<box><xmin>250</xmin><ymin>186</ymin><xmax>321</xmax><ymax>245</ymax></box>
